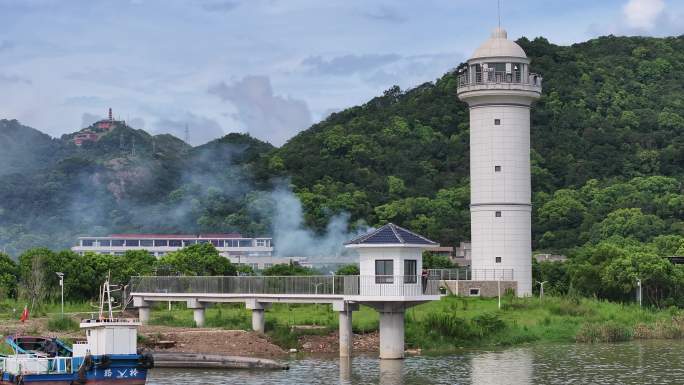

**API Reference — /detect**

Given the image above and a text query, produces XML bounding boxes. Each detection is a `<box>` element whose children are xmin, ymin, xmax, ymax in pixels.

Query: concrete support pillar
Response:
<box><xmin>133</xmin><ymin>297</ymin><xmax>151</xmax><ymax>325</ymax></box>
<box><xmin>138</xmin><ymin>307</ymin><xmax>150</xmax><ymax>324</ymax></box>
<box><xmin>333</xmin><ymin>301</ymin><xmax>359</xmax><ymax>358</ymax></box>
<box><xmin>379</xmin><ymin>310</ymin><xmax>405</xmax><ymax>359</ymax></box>
<box><xmin>251</xmin><ymin>309</ymin><xmax>265</xmax><ymax>333</ymax></box>
<box><xmin>245</xmin><ymin>299</ymin><xmax>270</xmax><ymax>333</ymax></box>
<box><xmin>339</xmin><ymin>310</ymin><xmax>353</xmax><ymax>358</ymax></box>
<box><xmin>193</xmin><ymin>308</ymin><xmax>205</xmax><ymax>328</ymax></box>
<box><xmin>187</xmin><ymin>299</ymin><xmax>206</xmax><ymax>328</ymax></box>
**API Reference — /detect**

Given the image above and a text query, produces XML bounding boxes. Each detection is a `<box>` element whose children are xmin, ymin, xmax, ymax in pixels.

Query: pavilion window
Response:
<box><xmin>125</xmin><ymin>240</ymin><xmax>139</xmax><ymax>247</ymax></box>
<box><xmin>154</xmin><ymin>240</ymin><xmax>168</xmax><ymax>247</ymax></box>
<box><xmin>111</xmin><ymin>240</ymin><xmax>124</xmax><ymax>247</ymax></box>
<box><xmin>99</xmin><ymin>240</ymin><xmax>111</xmax><ymax>247</ymax></box>
<box><xmin>404</xmin><ymin>260</ymin><xmax>417</xmax><ymax>283</ymax></box>
<box><xmin>168</xmin><ymin>240</ymin><xmax>182</xmax><ymax>247</ymax></box>
<box><xmin>140</xmin><ymin>240</ymin><xmax>153</xmax><ymax>247</ymax></box>
<box><xmin>239</xmin><ymin>240</ymin><xmax>253</xmax><ymax>247</ymax></box>
<box><xmin>375</xmin><ymin>259</ymin><xmax>394</xmax><ymax>284</ymax></box>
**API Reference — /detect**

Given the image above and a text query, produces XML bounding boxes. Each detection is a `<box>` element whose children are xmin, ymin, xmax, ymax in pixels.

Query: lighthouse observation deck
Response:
<box><xmin>456</xmin><ymin>70</ymin><xmax>542</xmax><ymax>95</ymax></box>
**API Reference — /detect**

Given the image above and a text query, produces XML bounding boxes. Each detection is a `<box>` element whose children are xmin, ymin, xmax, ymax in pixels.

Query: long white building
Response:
<box><xmin>71</xmin><ymin>233</ymin><xmax>294</xmax><ymax>270</ymax></box>
<box><xmin>456</xmin><ymin>27</ymin><xmax>542</xmax><ymax>296</ymax></box>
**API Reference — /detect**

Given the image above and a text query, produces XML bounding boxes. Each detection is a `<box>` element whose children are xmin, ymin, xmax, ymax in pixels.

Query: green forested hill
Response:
<box><xmin>0</xmin><ymin>35</ymin><xmax>682</xmax><ymax>257</ymax></box>
<box><xmin>270</xmin><ymin>35</ymin><xmax>684</xmax><ymax>249</ymax></box>
<box><xmin>0</xmin><ymin>119</ymin><xmax>66</xmax><ymax>176</ymax></box>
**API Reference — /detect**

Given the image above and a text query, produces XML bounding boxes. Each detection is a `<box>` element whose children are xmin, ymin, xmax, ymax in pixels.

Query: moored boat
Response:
<box><xmin>0</xmin><ymin>280</ymin><xmax>152</xmax><ymax>384</ymax></box>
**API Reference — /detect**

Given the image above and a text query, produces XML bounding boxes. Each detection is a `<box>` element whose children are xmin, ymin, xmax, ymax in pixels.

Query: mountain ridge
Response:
<box><xmin>1</xmin><ymin>34</ymin><xmax>683</xmax><ymax>256</ymax></box>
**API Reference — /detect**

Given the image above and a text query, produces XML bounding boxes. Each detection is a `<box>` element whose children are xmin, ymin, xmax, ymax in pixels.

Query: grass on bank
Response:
<box><xmin>46</xmin><ymin>315</ymin><xmax>80</xmax><ymax>332</ymax></box>
<box><xmin>143</xmin><ymin>296</ymin><xmax>684</xmax><ymax>351</ymax></box>
<box><xmin>4</xmin><ymin>296</ymin><xmax>683</xmax><ymax>352</ymax></box>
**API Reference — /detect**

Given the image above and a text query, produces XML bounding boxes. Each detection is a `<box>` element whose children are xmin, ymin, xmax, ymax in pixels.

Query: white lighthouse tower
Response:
<box><xmin>456</xmin><ymin>27</ymin><xmax>542</xmax><ymax>296</ymax></box>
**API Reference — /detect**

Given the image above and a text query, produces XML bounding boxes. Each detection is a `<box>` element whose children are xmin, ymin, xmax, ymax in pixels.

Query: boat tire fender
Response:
<box><xmin>138</xmin><ymin>352</ymin><xmax>154</xmax><ymax>369</ymax></box>
<box><xmin>74</xmin><ymin>354</ymin><xmax>93</xmax><ymax>383</ymax></box>
<box><xmin>98</xmin><ymin>354</ymin><xmax>112</xmax><ymax>369</ymax></box>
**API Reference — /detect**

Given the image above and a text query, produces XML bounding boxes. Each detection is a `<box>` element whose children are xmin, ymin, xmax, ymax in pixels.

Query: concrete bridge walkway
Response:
<box><xmin>130</xmin><ymin>275</ymin><xmax>441</xmax><ymax>359</ymax></box>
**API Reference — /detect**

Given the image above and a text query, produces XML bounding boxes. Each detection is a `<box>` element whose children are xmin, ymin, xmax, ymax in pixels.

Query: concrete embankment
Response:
<box><xmin>152</xmin><ymin>352</ymin><xmax>289</xmax><ymax>370</ymax></box>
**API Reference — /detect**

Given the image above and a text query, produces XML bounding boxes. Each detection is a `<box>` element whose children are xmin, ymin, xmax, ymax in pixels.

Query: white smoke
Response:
<box><xmin>269</xmin><ymin>187</ymin><xmax>369</xmax><ymax>258</ymax></box>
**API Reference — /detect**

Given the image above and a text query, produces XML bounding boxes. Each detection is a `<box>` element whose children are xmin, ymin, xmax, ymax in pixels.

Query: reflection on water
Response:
<box><xmin>471</xmin><ymin>349</ymin><xmax>533</xmax><ymax>385</ymax></box>
<box><xmin>379</xmin><ymin>359</ymin><xmax>403</xmax><ymax>385</ymax></box>
<box><xmin>147</xmin><ymin>340</ymin><xmax>684</xmax><ymax>385</ymax></box>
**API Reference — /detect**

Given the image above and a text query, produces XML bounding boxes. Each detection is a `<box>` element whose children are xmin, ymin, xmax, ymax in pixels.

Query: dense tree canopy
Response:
<box><xmin>0</xmin><ymin>35</ymin><xmax>682</xmax><ymax>309</ymax></box>
<box><xmin>0</xmin><ymin>252</ymin><xmax>18</xmax><ymax>298</ymax></box>
<box><xmin>158</xmin><ymin>243</ymin><xmax>236</xmax><ymax>276</ymax></box>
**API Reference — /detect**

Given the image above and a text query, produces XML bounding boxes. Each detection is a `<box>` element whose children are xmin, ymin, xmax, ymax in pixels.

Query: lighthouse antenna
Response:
<box><xmin>498</xmin><ymin>0</ymin><xmax>501</xmax><ymax>28</ymax></box>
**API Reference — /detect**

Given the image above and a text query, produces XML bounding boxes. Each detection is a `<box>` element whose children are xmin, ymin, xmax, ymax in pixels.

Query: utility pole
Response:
<box><xmin>56</xmin><ymin>272</ymin><xmax>64</xmax><ymax>317</ymax></box>
<box><xmin>537</xmin><ymin>280</ymin><xmax>548</xmax><ymax>302</ymax></box>
<box><xmin>131</xmin><ymin>136</ymin><xmax>136</xmax><ymax>156</ymax></box>
<box><xmin>637</xmin><ymin>279</ymin><xmax>642</xmax><ymax>307</ymax></box>
<box><xmin>497</xmin><ymin>275</ymin><xmax>501</xmax><ymax>309</ymax></box>
<box><xmin>184</xmin><ymin>124</ymin><xmax>190</xmax><ymax>144</ymax></box>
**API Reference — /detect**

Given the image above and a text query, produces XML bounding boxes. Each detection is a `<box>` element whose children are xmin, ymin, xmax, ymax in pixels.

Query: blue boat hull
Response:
<box><xmin>1</xmin><ymin>355</ymin><xmax>149</xmax><ymax>385</ymax></box>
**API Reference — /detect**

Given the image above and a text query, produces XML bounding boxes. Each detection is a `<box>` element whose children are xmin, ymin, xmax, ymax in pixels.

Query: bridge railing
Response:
<box><xmin>130</xmin><ymin>275</ymin><xmax>440</xmax><ymax>297</ymax></box>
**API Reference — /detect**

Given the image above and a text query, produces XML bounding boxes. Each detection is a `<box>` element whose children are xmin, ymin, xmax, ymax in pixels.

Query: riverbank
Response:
<box><xmin>2</xmin><ymin>296</ymin><xmax>683</xmax><ymax>356</ymax></box>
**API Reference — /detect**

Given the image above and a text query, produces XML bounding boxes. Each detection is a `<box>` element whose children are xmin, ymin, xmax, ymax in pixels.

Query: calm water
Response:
<box><xmin>147</xmin><ymin>340</ymin><xmax>684</xmax><ymax>384</ymax></box>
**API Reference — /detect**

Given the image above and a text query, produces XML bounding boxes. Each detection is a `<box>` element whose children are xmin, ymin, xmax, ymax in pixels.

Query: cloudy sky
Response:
<box><xmin>0</xmin><ymin>0</ymin><xmax>682</xmax><ymax>146</ymax></box>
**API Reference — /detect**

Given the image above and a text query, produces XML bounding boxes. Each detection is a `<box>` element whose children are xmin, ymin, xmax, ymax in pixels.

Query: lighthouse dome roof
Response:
<box><xmin>470</xmin><ymin>27</ymin><xmax>527</xmax><ymax>61</ymax></box>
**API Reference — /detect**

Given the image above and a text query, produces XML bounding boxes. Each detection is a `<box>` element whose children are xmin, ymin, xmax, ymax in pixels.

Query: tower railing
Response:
<box><xmin>457</xmin><ymin>71</ymin><xmax>542</xmax><ymax>89</ymax></box>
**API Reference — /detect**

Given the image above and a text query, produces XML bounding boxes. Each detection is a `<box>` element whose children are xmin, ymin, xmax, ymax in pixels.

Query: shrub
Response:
<box><xmin>472</xmin><ymin>313</ymin><xmax>506</xmax><ymax>335</ymax></box>
<box><xmin>501</xmin><ymin>302</ymin><xmax>531</xmax><ymax>311</ymax></box>
<box><xmin>575</xmin><ymin>321</ymin><xmax>632</xmax><ymax>343</ymax></box>
<box><xmin>206</xmin><ymin>308</ymin><xmax>251</xmax><ymax>330</ymax></box>
<box><xmin>547</xmin><ymin>299</ymin><xmax>593</xmax><ymax>317</ymax></box>
<box><xmin>151</xmin><ymin>312</ymin><xmax>194</xmax><ymax>327</ymax></box>
<box><xmin>335</xmin><ymin>264</ymin><xmax>360</xmax><ymax>276</ymax></box>
<box><xmin>422</xmin><ymin>312</ymin><xmax>477</xmax><ymax>340</ymax></box>
<box><xmin>47</xmin><ymin>315</ymin><xmax>79</xmax><ymax>332</ymax></box>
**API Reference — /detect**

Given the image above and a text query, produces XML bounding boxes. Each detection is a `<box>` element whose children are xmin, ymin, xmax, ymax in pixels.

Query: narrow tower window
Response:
<box><xmin>494</xmin><ymin>119</ymin><xmax>501</xmax><ymax>125</ymax></box>
<box><xmin>495</xmin><ymin>257</ymin><xmax>502</xmax><ymax>263</ymax></box>
<box><xmin>494</xmin><ymin>165</ymin><xmax>502</xmax><ymax>172</ymax></box>
<box><xmin>495</xmin><ymin>211</ymin><xmax>502</xmax><ymax>217</ymax></box>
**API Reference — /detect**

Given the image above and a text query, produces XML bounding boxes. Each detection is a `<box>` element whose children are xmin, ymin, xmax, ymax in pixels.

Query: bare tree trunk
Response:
<box><xmin>22</xmin><ymin>253</ymin><xmax>47</xmax><ymax>312</ymax></box>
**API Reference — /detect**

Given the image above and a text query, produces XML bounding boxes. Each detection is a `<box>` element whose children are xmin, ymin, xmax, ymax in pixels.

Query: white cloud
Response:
<box><xmin>209</xmin><ymin>75</ymin><xmax>312</xmax><ymax>147</ymax></box>
<box><xmin>623</xmin><ymin>0</ymin><xmax>665</xmax><ymax>30</ymax></box>
<box><xmin>153</xmin><ymin>114</ymin><xmax>225</xmax><ymax>146</ymax></box>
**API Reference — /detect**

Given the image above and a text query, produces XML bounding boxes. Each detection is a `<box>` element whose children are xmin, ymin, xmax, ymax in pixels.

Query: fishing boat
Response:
<box><xmin>0</xmin><ymin>279</ymin><xmax>153</xmax><ymax>385</ymax></box>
